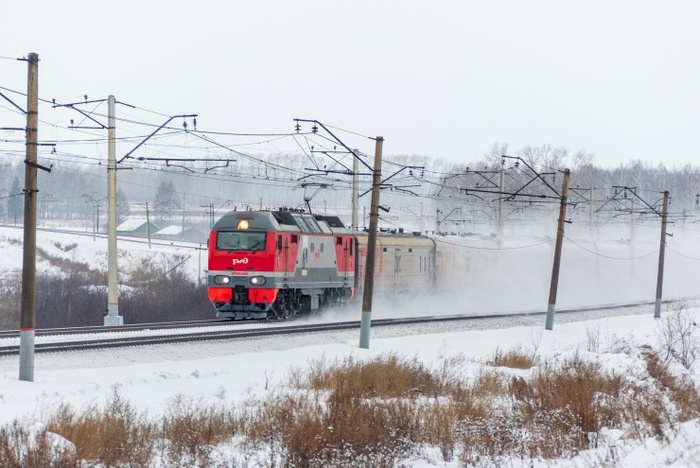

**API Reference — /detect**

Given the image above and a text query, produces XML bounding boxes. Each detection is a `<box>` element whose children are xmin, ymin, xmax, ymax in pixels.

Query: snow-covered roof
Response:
<box><xmin>116</xmin><ymin>218</ymin><xmax>157</xmax><ymax>231</ymax></box>
<box><xmin>155</xmin><ymin>225</ymin><xmax>183</xmax><ymax>236</ymax></box>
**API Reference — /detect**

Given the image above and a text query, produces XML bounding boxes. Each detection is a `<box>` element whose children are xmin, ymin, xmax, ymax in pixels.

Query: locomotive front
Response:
<box><xmin>206</xmin><ymin>209</ymin><xmax>355</xmax><ymax>319</ymax></box>
<box><xmin>206</xmin><ymin>211</ymin><xmax>280</xmax><ymax>319</ymax></box>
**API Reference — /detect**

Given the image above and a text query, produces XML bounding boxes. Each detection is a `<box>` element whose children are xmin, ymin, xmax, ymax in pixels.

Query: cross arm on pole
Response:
<box><xmin>0</xmin><ymin>91</ymin><xmax>26</xmax><ymax>114</ymax></box>
<box><xmin>294</xmin><ymin>118</ymin><xmax>375</xmax><ymax>173</ymax></box>
<box><xmin>118</xmin><ymin>114</ymin><xmax>198</xmax><ymax>164</ymax></box>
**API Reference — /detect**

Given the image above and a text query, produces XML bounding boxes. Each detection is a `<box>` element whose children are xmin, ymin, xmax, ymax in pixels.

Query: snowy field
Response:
<box><xmin>1</xmin><ymin>224</ymin><xmax>700</xmax><ymax>465</ymax></box>
<box><xmin>0</xmin><ymin>224</ymin><xmax>204</xmax><ymax>284</ymax></box>
<box><xmin>1</xmin><ymin>307</ymin><xmax>699</xmax><ymax>466</ymax></box>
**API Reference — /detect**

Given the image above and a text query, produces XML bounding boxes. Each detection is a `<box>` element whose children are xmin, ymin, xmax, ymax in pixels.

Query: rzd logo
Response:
<box><xmin>232</xmin><ymin>258</ymin><xmax>249</xmax><ymax>266</ymax></box>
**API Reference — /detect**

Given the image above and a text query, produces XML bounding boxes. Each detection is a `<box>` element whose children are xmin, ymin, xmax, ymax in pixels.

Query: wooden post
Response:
<box><xmin>654</xmin><ymin>191</ymin><xmax>670</xmax><ymax>318</ymax></box>
<box><xmin>359</xmin><ymin>137</ymin><xmax>383</xmax><ymax>349</ymax></box>
<box><xmin>545</xmin><ymin>169</ymin><xmax>570</xmax><ymax>330</ymax></box>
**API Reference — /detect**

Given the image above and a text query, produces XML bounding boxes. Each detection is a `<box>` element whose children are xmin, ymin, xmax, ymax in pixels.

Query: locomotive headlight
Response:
<box><xmin>214</xmin><ymin>275</ymin><xmax>231</xmax><ymax>285</ymax></box>
<box><xmin>249</xmin><ymin>275</ymin><xmax>266</xmax><ymax>285</ymax></box>
<box><xmin>237</xmin><ymin>219</ymin><xmax>250</xmax><ymax>230</ymax></box>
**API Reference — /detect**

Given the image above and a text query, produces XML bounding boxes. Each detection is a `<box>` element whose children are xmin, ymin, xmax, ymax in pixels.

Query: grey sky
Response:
<box><xmin>3</xmin><ymin>1</ymin><xmax>699</xmax><ymax>169</ymax></box>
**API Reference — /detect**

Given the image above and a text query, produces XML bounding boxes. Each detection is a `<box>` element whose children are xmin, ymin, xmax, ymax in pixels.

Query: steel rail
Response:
<box><xmin>0</xmin><ymin>298</ymin><xmax>680</xmax><ymax>357</ymax></box>
<box><xmin>0</xmin><ymin>318</ymin><xmax>232</xmax><ymax>339</ymax></box>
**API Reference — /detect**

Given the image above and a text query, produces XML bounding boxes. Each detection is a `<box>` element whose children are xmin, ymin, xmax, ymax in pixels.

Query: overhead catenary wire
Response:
<box><xmin>1</xmin><ymin>88</ymin><xmax>421</xmax><ymax>198</ymax></box>
<box><xmin>563</xmin><ymin>235</ymin><xmax>658</xmax><ymax>260</ymax></box>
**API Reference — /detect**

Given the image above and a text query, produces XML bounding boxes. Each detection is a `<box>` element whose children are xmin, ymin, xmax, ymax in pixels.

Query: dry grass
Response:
<box><xmin>161</xmin><ymin>395</ymin><xmax>240</xmax><ymax>466</ymax></box>
<box><xmin>36</xmin><ymin>246</ymin><xmax>103</xmax><ymax>283</ymax></box>
<box><xmin>46</xmin><ymin>389</ymin><xmax>156</xmax><ymax>466</ymax></box>
<box><xmin>300</xmin><ymin>353</ymin><xmax>447</xmax><ymax>398</ymax></box>
<box><xmin>640</xmin><ymin>348</ymin><xmax>700</xmax><ymax>424</ymax></box>
<box><xmin>0</xmin><ymin>421</ymin><xmax>79</xmax><ymax>467</ymax></box>
<box><xmin>507</xmin><ymin>357</ymin><xmax>622</xmax><ymax>456</ymax></box>
<box><xmin>487</xmin><ymin>346</ymin><xmax>536</xmax><ymax>369</ymax></box>
<box><xmin>2</xmin><ymin>341</ymin><xmax>700</xmax><ymax>466</ymax></box>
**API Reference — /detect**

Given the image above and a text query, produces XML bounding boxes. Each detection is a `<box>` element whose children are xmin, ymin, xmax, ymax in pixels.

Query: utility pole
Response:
<box><xmin>145</xmin><ymin>201</ymin><xmax>152</xmax><ymax>249</ymax></box>
<box><xmin>198</xmin><ymin>243</ymin><xmax>202</xmax><ymax>286</ymax></box>
<box><xmin>359</xmin><ymin>136</ymin><xmax>383</xmax><ymax>349</ymax></box>
<box><xmin>654</xmin><ymin>191</ymin><xmax>670</xmax><ymax>319</ymax></box>
<box><xmin>589</xmin><ymin>186</ymin><xmax>595</xmax><ymax>236</ymax></box>
<box><xmin>181</xmin><ymin>195</ymin><xmax>186</xmax><ymax>237</ymax></box>
<box><xmin>498</xmin><ymin>164</ymin><xmax>504</xmax><ymax>237</ymax></box>
<box><xmin>545</xmin><ymin>169</ymin><xmax>571</xmax><ymax>331</ymax></box>
<box><xmin>202</xmin><ymin>203</ymin><xmax>214</xmax><ymax>228</ymax></box>
<box><xmin>19</xmin><ymin>52</ymin><xmax>39</xmax><ymax>382</ymax></box>
<box><xmin>352</xmin><ymin>148</ymin><xmax>359</xmax><ymax>231</ymax></box>
<box><xmin>630</xmin><ymin>193</ymin><xmax>636</xmax><ymax>241</ymax></box>
<box><xmin>105</xmin><ymin>95</ymin><xmax>123</xmax><ymax>326</ymax></box>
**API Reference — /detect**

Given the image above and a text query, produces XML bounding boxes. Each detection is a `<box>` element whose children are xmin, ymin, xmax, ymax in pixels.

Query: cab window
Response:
<box><xmin>217</xmin><ymin>232</ymin><xmax>266</xmax><ymax>251</ymax></box>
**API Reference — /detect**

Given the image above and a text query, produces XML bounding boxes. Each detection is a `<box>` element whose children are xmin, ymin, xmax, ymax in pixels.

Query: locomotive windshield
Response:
<box><xmin>217</xmin><ymin>231</ymin><xmax>266</xmax><ymax>251</ymax></box>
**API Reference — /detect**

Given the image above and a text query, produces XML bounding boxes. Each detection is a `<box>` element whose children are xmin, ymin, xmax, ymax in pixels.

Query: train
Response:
<box><xmin>206</xmin><ymin>208</ymin><xmax>460</xmax><ymax>319</ymax></box>
<box><xmin>205</xmin><ymin>208</ymin><xmax>670</xmax><ymax>320</ymax></box>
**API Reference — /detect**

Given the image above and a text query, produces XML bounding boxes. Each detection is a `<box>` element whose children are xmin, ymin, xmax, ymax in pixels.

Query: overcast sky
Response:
<box><xmin>3</xmin><ymin>1</ymin><xmax>700</xmax><ymax>169</ymax></box>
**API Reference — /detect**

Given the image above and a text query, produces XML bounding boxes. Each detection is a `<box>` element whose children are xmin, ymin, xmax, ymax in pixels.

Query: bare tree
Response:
<box><xmin>516</xmin><ymin>144</ymin><xmax>568</xmax><ymax>172</ymax></box>
<box><xmin>481</xmin><ymin>142</ymin><xmax>510</xmax><ymax>169</ymax></box>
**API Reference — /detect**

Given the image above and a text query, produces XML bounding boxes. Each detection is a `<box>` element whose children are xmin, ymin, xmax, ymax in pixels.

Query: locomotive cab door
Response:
<box><xmin>394</xmin><ymin>248</ymin><xmax>402</xmax><ymax>291</ymax></box>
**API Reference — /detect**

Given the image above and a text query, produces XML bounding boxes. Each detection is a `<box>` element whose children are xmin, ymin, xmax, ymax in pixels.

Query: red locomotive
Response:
<box><xmin>206</xmin><ymin>208</ymin><xmax>438</xmax><ymax>319</ymax></box>
<box><xmin>206</xmin><ymin>209</ymin><xmax>357</xmax><ymax>319</ymax></box>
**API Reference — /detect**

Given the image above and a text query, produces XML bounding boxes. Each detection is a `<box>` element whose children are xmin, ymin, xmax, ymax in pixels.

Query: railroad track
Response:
<box><xmin>0</xmin><ymin>318</ymin><xmax>232</xmax><ymax>340</ymax></box>
<box><xmin>0</xmin><ymin>299</ymin><xmax>679</xmax><ymax>357</ymax></box>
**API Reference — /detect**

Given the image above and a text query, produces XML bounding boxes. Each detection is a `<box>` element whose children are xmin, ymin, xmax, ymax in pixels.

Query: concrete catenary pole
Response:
<box><xmin>181</xmin><ymin>194</ymin><xmax>186</xmax><ymax>236</ymax></box>
<box><xmin>589</xmin><ymin>186</ymin><xmax>595</xmax><ymax>236</ymax></box>
<box><xmin>105</xmin><ymin>95</ymin><xmax>123</xmax><ymax>326</ymax></box>
<box><xmin>545</xmin><ymin>168</ymin><xmax>571</xmax><ymax>331</ymax></box>
<box><xmin>146</xmin><ymin>201</ymin><xmax>152</xmax><ymax>249</ymax></box>
<box><xmin>352</xmin><ymin>148</ymin><xmax>359</xmax><ymax>231</ymax></box>
<box><xmin>654</xmin><ymin>191</ymin><xmax>670</xmax><ymax>319</ymax></box>
<box><xmin>498</xmin><ymin>165</ymin><xmax>504</xmax><ymax>237</ymax></box>
<box><xmin>19</xmin><ymin>52</ymin><xmax>39</xmax><ymax>382</ymax></box>
<box><xmin>91</xmin><ymin>202</ymin><xmax>96</xmax><ymax>241</ymax></box>
<box><xmin>630</xmin><ymin>193</ymin><xmax>636</xmax><ymax>242</ymax></box>
<box><xmin>359</xmin><ymin>137</ymin><xmax>383</xmax><ymax>349</ymax></box>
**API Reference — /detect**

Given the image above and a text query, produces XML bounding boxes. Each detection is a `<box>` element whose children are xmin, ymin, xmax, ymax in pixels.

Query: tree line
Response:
<box><xmin>2</xmin><ymin>147</ymin><xmax>699</xmax><ymax>228</ymax></box>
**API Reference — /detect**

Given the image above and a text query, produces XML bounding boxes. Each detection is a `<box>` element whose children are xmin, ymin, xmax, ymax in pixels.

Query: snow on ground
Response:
<box><xmin>1</xmin><ymin>224</ymin><xmax>700</xmax><ymax>465</ymax></box>
<box><xmin>0</xmin><ymin>308</ymin><xmax>699</xmax><ymax>467</ymax></box>
<box><xmin>0</xmin><ymin>224</ymin><xmax>204</xmax><ymax>282</ymax></box>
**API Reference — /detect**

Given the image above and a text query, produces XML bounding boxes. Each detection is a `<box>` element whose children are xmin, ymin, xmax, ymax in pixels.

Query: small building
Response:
<box><xmin>116</xmin><ymin>219</ymin><xmax>161</xmax><ymax>238</ymax></box>
<box><xmin>154</xmin><ymin>225</ymin><xmax>207</xmax><ymax>243</ymax></box>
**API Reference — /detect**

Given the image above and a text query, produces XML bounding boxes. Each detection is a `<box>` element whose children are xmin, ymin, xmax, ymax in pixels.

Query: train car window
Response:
<box><xmin>310</xmin><ymin>243</ymin><xmax>315</xmax><ymax>253</ymax></box>
<box><xmin>320</xmin><ymin>243</ymin><xmax>324</xmax><ymax>253</ymax></box>
<box><xmin>409</xmin><ymin>248</ymin><xmax>413</xmax><ymax>253</ymax></box>
<box><xmin>336</xmin><ymin>236</ymin><xmax>342</xmax><ymax>246</ymax></box>
<box><xmin>277</xmin><ymin>235</ymin><xmax>283</xmax><ymax>251</ymax></box>
<box><xmin>383</xmin><ymin>247</ymin><xmax>387</xmax><ymax>252</ymax></box>
<box><xmin>291</xmin><ymin>234</ymin><xmax>298</xmax><ymax>244</ymax></box>
<box><xmin>350</xmin><ymin>240</ymin><xmax>353</xmax><ymax>255</ymax></box>
<box><xmin>217</xmin><ymin>232</ymin><xmax>266</xmax><ymax>251</ymax></box>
